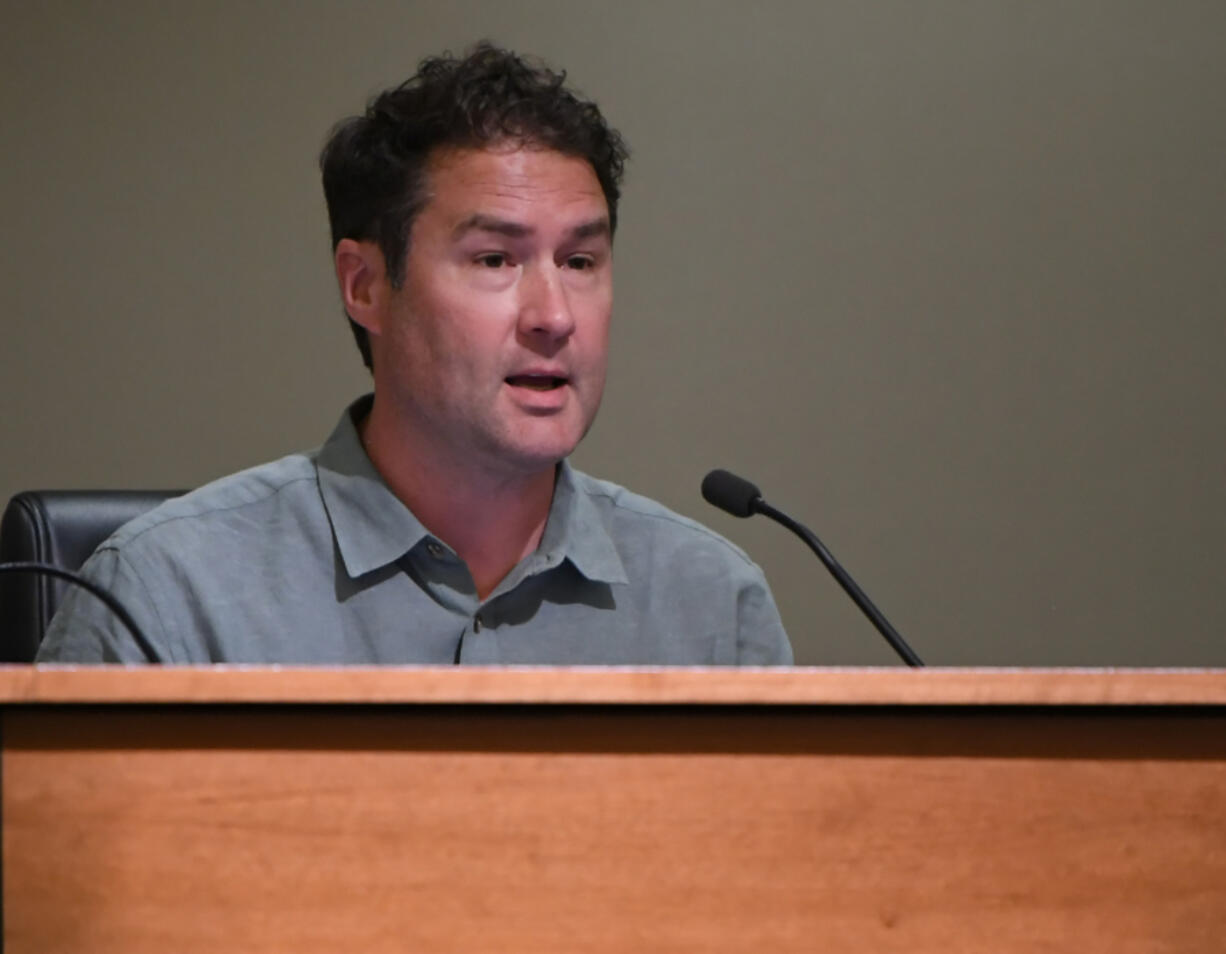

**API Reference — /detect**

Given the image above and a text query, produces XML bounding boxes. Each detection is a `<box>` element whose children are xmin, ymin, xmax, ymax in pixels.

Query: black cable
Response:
<box><xmin>754</xmin><ymin>502</ymin><xmax>924</xmax><ymax>667</ymax></box>
<box><xmin>0</xmin><ymin>562</ymin><xmax>159</xmax><ymax>662</ymax></box>
<box><xmin>702</xmin><ymin>468</ymin><xmax>924</xmax><ymax>667</ymax></box>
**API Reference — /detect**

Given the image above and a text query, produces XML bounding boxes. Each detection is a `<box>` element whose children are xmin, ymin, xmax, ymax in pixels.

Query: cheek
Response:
<box><xmin>574</xmin><ymin>281</ymin><xmax>613</xmax><ymax>335</ymax></box>
<box><xmin>580</xmin><ymin>317</ymin><xmax>612</xmax><ymax>399</ymax></box>
<box><xmin>583</xmin><ymin>302</ymin><xmax>613</xmax><ymax>361</ymax></box>
<box><xmin>394</xmin><ymin>289</ymin><xmax>482</xmax><ymax>361</ymax></box>
<box><xmin>426</xmin><ymin>282</ymin><xmax>516</xmax><ymax>348</ymax></box>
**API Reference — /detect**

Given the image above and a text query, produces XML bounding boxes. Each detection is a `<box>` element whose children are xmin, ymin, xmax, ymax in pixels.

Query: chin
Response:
<box><xmin>501</xmin><ymin>417</ymin><xmax>588</xmax><ymax>466</ymax></box>
<box><xmin>496</xmin><ymin>437</ymin><xmax>583</xmax><ymax>476</ymax></box>
<box><xmin>509</xmin><ymin>442</ymin><xmax>579</xmax><ymax>472</ymax></box>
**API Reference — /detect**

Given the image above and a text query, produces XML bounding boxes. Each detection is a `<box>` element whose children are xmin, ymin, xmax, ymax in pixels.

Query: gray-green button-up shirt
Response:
<box><xmin>37</xmin><ymin>398</ymin><xmax>793</xmax><ymax>665</ymax></box>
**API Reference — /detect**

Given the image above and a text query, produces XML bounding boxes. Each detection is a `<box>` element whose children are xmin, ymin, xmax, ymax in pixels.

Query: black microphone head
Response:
<box><xmin>701</xmin><ymin>469</ymin><xmax>762</xmax><ymax>518</ymax></box>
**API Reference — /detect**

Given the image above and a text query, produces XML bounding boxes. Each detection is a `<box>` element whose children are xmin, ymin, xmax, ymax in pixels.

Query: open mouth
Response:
<box><xmin>506</xmin><ymin>375</ymin><xmax>568</xmax><ymax>391</ymax></box>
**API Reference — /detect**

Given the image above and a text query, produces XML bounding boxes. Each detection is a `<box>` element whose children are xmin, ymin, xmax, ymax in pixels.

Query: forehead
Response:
<box><xmin>419</xmin><ymin>144</ymin><xmax>608</xmax><ymax>224</ymax></box>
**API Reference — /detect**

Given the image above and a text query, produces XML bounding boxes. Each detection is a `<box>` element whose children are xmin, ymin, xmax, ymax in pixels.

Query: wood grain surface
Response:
<box><xmin>3</xmin><ymin>665</ymin><xmax>1226</xmax><ymax>705</ymax></box>
<box><xmin>5</xmin><ymin>693</ymin><xmax>1225</xmax><ymax>953</ymax></box>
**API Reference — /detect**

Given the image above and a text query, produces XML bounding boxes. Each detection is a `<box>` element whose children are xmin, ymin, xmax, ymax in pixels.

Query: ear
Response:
<box><xmin>334</xmin><ymin>239</ymin><xmax>389</xmax><ymax>337</ymax></box>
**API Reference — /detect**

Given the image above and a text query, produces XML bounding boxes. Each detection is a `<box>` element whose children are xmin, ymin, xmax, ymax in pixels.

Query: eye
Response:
<box><xmin>565</xmin><ymin>254</ymin><xmax>595</xmax><ymax>271</ymax></box>
<box><xmin>475</xmin><ymin>253</ymin><xmax>511</xmax><ymax>268</ymax></box>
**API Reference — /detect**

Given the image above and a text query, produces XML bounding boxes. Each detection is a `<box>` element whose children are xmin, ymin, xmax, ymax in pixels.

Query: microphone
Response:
<box><xmin>0</xmin><ymin>562</ymin><xmax>159</xmax><ymax>662</ymax></box>
<box><xmin>701</xmin><ymin>469</ymin><xmax>924</xmax><ymax>667</ymax></box>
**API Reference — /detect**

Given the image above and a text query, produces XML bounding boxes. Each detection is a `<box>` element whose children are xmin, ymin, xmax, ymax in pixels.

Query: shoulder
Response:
<box><xmin>39</xmin><ymin>452</ymin><xmax>322</xmax><ymax>664</ymax></box>
<box><xmin>565</xmin><ymin>468</ymin><xmax>793</xmax><ymax>665</ymax></box>
<box><xmin>569</xmin><ymin>469</ymin><xmax>759</xmax><ymax>570</ymax></box>
<box><xmin>103</xmin><ymin>451</ymin><xmax>320</xmax><ymax>552</ymax></box>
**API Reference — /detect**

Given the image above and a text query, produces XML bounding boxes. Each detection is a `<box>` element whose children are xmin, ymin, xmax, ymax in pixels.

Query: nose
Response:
<box><xmin>517</xmin><ymin>262</ymin><xmax>576</xmax><ymax>341</ymax></box>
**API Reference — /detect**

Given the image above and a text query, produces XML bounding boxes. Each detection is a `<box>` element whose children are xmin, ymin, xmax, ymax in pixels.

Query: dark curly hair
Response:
<box><xmin>320</xmin><ymin>42</ymin><xmax>630</xmax><ymax>369</ymax></box>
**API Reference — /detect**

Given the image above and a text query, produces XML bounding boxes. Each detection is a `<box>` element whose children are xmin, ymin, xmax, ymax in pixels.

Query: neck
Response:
<box><xmin>359</xmin><ymin>398</ymin><xmax>557</xmax><ymax>601</ymax></box>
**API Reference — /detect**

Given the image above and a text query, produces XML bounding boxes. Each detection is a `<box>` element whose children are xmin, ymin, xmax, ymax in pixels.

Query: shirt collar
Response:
<box><xmin>315</xmin><ymin>395</ymin><xmax>432</xmax><ymax>578</ymax></box>
<box><xmin>315</xmin><ymin>395</ymin><xmax>628</xmax><ymax>586</ymax></box>
<box><xmin>541</xmin><ymin>461</ymin><xmax>629</xmax><ymax>585</ymax></box>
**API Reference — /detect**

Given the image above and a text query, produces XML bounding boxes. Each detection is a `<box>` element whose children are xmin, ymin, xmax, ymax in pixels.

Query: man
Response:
<box><xmin>38</xmin><ymin>44</ymin><xmax>792</xmax><ymax>665</ymax></box>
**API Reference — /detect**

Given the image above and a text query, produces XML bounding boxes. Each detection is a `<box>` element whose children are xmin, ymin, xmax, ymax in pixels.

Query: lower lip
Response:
<box><xmin>506</xmin><ymin>381</ymin><xmax>570</xmax><ymax>411</ymax></box>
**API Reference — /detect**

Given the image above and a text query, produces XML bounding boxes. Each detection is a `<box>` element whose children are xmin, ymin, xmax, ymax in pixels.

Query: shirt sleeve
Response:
<box><xmin>735</xmin><ymin>568</ymin><xmax>794</xmax><ymax>665</ymax></box>
<box><xmin>35</xmin><ymin>546</ymin><xmax>171</xmax><ymax>663</ymax></box>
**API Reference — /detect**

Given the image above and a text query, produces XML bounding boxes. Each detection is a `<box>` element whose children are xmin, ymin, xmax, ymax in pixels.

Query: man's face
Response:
<box><xmin>373</xmin><ymin>144</ymin><xmax>613</xmax><ymax>479</ymax></box>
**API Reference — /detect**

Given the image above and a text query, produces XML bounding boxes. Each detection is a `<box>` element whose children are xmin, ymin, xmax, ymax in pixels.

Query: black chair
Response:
<box><xmin>0</xmin><ymin>491</ymin><xmax>183</xmax><ymax>662</ymax></box>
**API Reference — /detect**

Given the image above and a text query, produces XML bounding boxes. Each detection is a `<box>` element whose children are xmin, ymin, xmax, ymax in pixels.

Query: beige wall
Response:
<box><xmin>3</xmin><ymin>2</ymin><xmax>1223</xmax><ymax>665</ymax></box>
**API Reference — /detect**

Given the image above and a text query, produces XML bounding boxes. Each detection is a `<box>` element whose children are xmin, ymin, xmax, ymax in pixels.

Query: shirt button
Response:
<box><xmin>473</xmin><ymin>613</ymin><xmax>483</xmax><ymax>633</ymax></box>
<box><xmin>425</xmin><ymin>540</ymin><xmax>445</xmax><ymax>559</ymax></box>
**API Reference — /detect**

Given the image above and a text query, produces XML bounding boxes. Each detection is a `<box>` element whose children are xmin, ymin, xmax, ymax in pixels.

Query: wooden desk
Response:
<box><xmin>3</xmin><ymin>667</ymin><xmax>1224</xmax><ymax>953</ymax></box>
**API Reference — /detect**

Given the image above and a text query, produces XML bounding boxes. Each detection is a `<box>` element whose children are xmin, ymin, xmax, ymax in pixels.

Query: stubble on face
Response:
<box><xmin>371</xmin><ymin>144</ymin><xmax>614</xmax><ymax>486</ymax></box>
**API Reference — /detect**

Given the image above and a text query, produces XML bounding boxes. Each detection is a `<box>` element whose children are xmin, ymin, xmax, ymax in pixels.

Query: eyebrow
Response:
<box><xmin>451</xmin><ymin>214</ymin><xmax>611</xmax><ymax>242</ymax></box>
